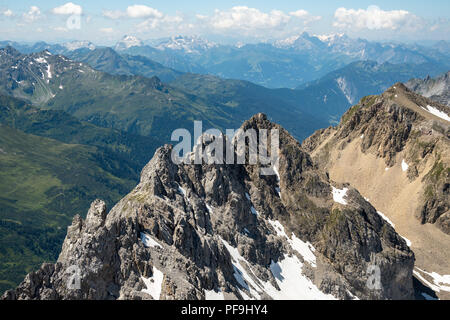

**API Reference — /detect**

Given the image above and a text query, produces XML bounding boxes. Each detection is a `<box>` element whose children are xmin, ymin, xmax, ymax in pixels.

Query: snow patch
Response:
<box><xmin>332</xmin><ymin>187</ymin><xmax>348</xmax><ymax>205</ymax></box>
<box><xmin>204</xmin><ymin>289</ymin><xmax>224</xmax><ymax>300</ymax></box>
<box><xmin>141</xmin><ymin>266</ymin><xmax>164</xmax><ymax>300</ymax></box>
<box><xmin>414</xmin><ymin>268</ymin><xmax>450</xmax><ymax>293</ymax></box>
<box><xmin>206</xmin><ymin>203</ymin><xmax>214</xmax><ymax>214</ymax></box>
<box><xmin>268</xmin><ymin>220</ymin><xmax>316</xmax><ymax>267</ymax></box>
<box><xmin>221</xmin><ymin>239</ymin><xmax>262</xmax><ymax>299</ymax></box>
<box><xmin>401</xmin><ymin>159</ymin><xmax>409</xmax><ymax>172</ymax></box>
<box><xmin>422</xmin><ymin>105</ymin><xmax>450</xmax><ymax>122</ymax></box>
<box><xmin>275</xmin><ymin>187</ymin><xmax>281</xmax><ymax>197</ymax></box>
<box><xmin>250</xmin><ymin>206</ymin><xmax>259</xmax><ymax>216</ymax></box>
<box><xmin>402</xmin><ymin>236</ymin><xmax>412</xmax><ymax>247</ymax></box>
<box><xmin>335</xmin><ymin>77</ymin><xmax>355</xmax><ymax>104</ymax></box>
<box><xmin>177</xmin><ymin>185</ymin><xmax>187</xmax><ymax>196</ymax></box>
<box><xmin>221</xmin><ymin>237</ymin><xmax>331</xmax><ymax>300</ymax></box>
<box><xmin>46</xmin><ymin>65</ymin><xmax>52</xmax><ymax>79</ymax></box>
<box><xmin>35</xmin><ymin>57</ymin><xmax>46</xmax><ymax>64</ymax></box>
<box><xmin>377</xmin><ymin>211</ymin><xmax>395</xmax><ymax>228</ymax></box>
<box><xmin>267</xmin><ymin>256</ymin><xmax>334</xmax><ymax>300</ymax></box>
<box><xmin>140</xmin><ymin>232</ymin><xmax>162</xmax><ymax>249</ymax></box>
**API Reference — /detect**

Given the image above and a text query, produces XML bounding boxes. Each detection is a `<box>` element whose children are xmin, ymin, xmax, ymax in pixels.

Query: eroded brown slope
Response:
<box><xmin>303</xmin><ymin>83</ymin><xmax>450</xmax><ymax>299</ymax></box>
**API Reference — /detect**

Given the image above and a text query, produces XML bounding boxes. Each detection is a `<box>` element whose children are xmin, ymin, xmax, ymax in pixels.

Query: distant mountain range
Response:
<box><xmin>1</xmin><ymin>46</ymin><xmax>447</xmax><ymax>138</ymax></box>
<box><xmin>2</xmin><ymin>33</ymin><xmax>449</xmax><ymax>88</ymax></box>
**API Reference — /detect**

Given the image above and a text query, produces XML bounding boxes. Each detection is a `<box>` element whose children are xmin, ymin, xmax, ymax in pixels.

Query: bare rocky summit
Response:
<box><xmin>2</xmin><ymin>114</ymin><xmax>415</xmax><ymax>300</ymax></box>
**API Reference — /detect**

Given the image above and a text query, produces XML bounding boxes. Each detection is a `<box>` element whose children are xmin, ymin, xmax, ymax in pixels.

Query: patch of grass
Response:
<box><xmin>341</xmin><ymin>104</ymin><xmax>360</xmax><ymax>124</ymax></box>
<box><xmin>0</xmin><ymin>125</ymin><xmax>137</xmax><ymax>294</ymax></box>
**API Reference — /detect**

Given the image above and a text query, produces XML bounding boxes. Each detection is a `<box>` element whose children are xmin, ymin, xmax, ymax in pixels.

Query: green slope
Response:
<box><xmin>0</xmin><ymin>124</ymin><xmax>139</xmax><ymax>294</ymax></box>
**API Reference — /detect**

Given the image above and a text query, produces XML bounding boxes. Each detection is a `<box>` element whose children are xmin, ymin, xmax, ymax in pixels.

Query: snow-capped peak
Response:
<box><xmin>155</xmin><ymin>35</ymin><xmax>217</xmax><ymax>53</ymax></box>
<box><xmin>274</xmin><ymin>35</ymin><xmax>301</xmax><ymax>48</ymax></box>
<box><xmin>115</xmin><ymin>35</ymin><xmax>143</xmax><ymax>50</ymax></box>
<box><xmin>314</xmin><ymin>33</ymin><xmax>345</xmax><ymax>43</ymax></box>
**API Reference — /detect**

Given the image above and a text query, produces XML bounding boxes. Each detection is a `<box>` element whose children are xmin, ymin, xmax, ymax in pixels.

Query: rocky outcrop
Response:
<box><xmin>304</xmin><ymin>84</ymin><xmax>450</xmax><ymax>234</ymax></box>
<box><xmin>406</xmin><ymin>72</ymin><xmax>450</xmax><ymax>107</ymax></box>
<box><xmin>2</xmin><ymin>114</ymin><xmax>415</xmax><ymax>300</ymax></box>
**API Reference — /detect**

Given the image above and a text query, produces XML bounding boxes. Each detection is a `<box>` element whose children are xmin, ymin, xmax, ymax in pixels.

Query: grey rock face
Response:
<box><xmin>2</xmin><ymin>114</ymin><xmax>415</xmax><ymax>300</ymax></box>
<box><xmin>406</xmin><ymin>72</ymin><xmax>450</xmax><ymax>107</ymax></box>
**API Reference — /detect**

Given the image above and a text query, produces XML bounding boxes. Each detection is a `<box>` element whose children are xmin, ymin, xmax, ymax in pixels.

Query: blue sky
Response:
<box><xmin>0</xmin><ymin>1</ymin><xmax>448</xmax><ymax>44</ymax></box>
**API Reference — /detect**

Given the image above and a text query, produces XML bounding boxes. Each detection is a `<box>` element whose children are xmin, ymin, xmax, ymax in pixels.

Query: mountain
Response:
<box><xmin>0</xmin><ymin>40</ymin><xmax>95</xmax><ymax>55</ymax></box>
<box><xmin>2</xmin><ymin>114</ymin><xmax>415</xmax><ymax>300</ymax></box>
<box><xmin>153</xmin><ymin>35</ymin><xmax>218</xmax><ymax>54</ymax></box>
<box><xmin>0</xmin><ymin>94</ymin><xmax>161</xmax><ymax>170</ymax></box>
<box><xmin>294</xmin><ymin>61</ymin><xmax>449</xmax><ymax>124</ymax></box>
<box><xmin>0</xmin><ymin>124</ymin><xmax>136</xmax><ymax>295</ymax></box>
<box><xmin>114</xmin><ymin>35</ymin><xmax>143</xmax><ymax>51</ymax></box>
<box><xmin>406</xmin><ymin>72</ymin><xmax>450</xmax><ymax>106</ymax></box>
<box><xmin>62</xmin><ymin>41</ymin><xmax>96</xmax><ymax>52</ymax></box>
<box><xmin>0</xmin><ymin>93</ymin><xmax>163</xmax><ymax>294</ymax></box>
<box><xmin>0</xmin><ymin>46</ymin><xmax>328</xmax><ymax>142</ymax></box>
<box><xmin>3</xmin><ymin>34</ymin><xmax>450</xmax><ymax>89</ymax></box>
<box><xmin>168</xmin><ymin>73</ymin><xmax>327</xmax><ymax>138</ymax></box>
<box><xmin>303</xmin><ymin>84</ymin><xmax>450</xmax><ymax>299</ymax></box>
<box><xmin>65</xmin><ymin>47</ymin><xmax>183</xmax><ymax>82</ymax></box>
<box><xmin>277</xmin><ymin>33</ymin><xmax>449</xmax><ymax>66</ymax></box>
<box><xmin>115</xmin><ymin>33</ymin><xmax>450</xmax><ymax>89</ymax></box>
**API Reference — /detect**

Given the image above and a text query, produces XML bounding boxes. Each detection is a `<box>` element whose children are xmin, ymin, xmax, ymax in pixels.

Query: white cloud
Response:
<box><xmin>207</xmin><ymin>6</ymin><xmax>291</xmax><ymax>30</ymax></box>
<box><xmin>103</xmin><ymin>5</ymin><xmax>163</xmax><ymax>19</ymax></box>
<box><xmin>126</xmin><ymin>5</ymin><xmax>163</xmax><ymax>18</ymax></box>
<box><xmin>102</xmin><ymin>5</ymin><xmax>184</xmax><ymax>33</ymax></box>
<box><xmin>100</xmin><ymin>27</ymin><xmax>114</xmax><ymax>34</ymax></box>
<box><xmin>103</xmin><ymin>10</ymin><xmax>123</xmax><ymax>19</ymax></box>
<box><xmin>23</xmin><ymin>6</ymin><xmax>42</xmax><ymax>22</ymax></box>
<box><xmin>333</xmin><ymin>5</ymin><xmax>419</xmax><ymax>30</ymax></box>
<box><xmin>289</xmin><ymin>9</ymin><xmax>321</xmax><ymax>24</ymax></box>
<box><xmin>52</xmin><ymin>2</ymin><xmax>83</xmax><ymax>15</ymax></box>
<box><xmin>289</xmin><ymin>10</ymin><xmax>309</xmax><ymax>18</ymax></box>
<box><xmin>53</xmin><ymin>26</ymin><xmax>68</xmax><ymax>32</ymax></box>
<box><xmin>3</xmin><ymin>9</ymin><xmax>13</xmax><ymax>17</ymax></box>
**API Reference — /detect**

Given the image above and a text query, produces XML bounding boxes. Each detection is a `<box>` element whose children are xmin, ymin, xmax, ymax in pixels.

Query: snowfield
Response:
<box><xmin>332</xmin><ymin>187</ymin><xmax>348</xmax><ymax>205</ymax></box>
<box><xmin>421</xmin><ymin>105</ymin><xmax>450</xmax><ymax>122</ymax></box>
<box><xmin>141</xmin><ymin>266</ymin><xmax>164</xmax><ymax>300</ymax></box>
<box><xmin>401</xmin><ymin>159</ymin><xmax>409</xmax><ymax>172</ymax></box>
<box><xmin>140</xmin><ymin>232</ymin><xmax>163</xmax><ymax>249</ymax></box>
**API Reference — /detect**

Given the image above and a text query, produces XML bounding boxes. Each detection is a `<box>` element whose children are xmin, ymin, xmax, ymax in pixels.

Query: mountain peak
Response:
<box><xmin>115</xmin><ymin>35</ymin><xmax>143</xmax><ymax>50</ymax></box>
<box><xmin>2</xmin><ymin>114</ymin><xmax>415</xmax><ymax>300</ymax></box>
<box><xmin>155</xmin><ymin>35</ymin><xmax>217</xmax><ymax>53</ymax></box>
<box><xmin>63</xmin><ymin>40</ymin><xmax>96</xmax><ymax>51</ymax></box>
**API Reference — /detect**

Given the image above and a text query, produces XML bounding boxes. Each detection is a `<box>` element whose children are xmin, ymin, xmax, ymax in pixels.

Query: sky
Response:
<box><xmin>0</xmin><ymin>1</ymin><xmax>449</xmax><ymax>44</ymax></box>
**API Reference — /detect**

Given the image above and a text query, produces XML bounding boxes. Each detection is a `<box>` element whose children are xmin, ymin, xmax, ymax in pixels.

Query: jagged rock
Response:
<box><xmin>2</xmin><ymin>114</ymin><xmax>415</xmax><ymax>300</ymax></box>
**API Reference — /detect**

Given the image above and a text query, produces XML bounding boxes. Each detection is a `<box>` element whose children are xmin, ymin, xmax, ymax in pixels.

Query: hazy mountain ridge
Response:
<box><xmin>3</xmin><ymin>34</ymin><xmax>449</xmax><ymax>89</ymax></box>
<box><xmin>0</xmin><ymin>46</ymin><xmax>330</xmax><ymax>142</ymax></box>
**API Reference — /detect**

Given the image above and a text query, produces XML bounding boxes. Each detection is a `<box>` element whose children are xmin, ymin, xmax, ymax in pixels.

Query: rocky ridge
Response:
<box><xmin>2</xmin><ymin>114</ymin><xmax>414</xmax><ymax>300</ymax></box>
<box><xmin>303</xmin><ymin>84</ymin><xmax>450</xmax><ymax>299</ymax></box>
